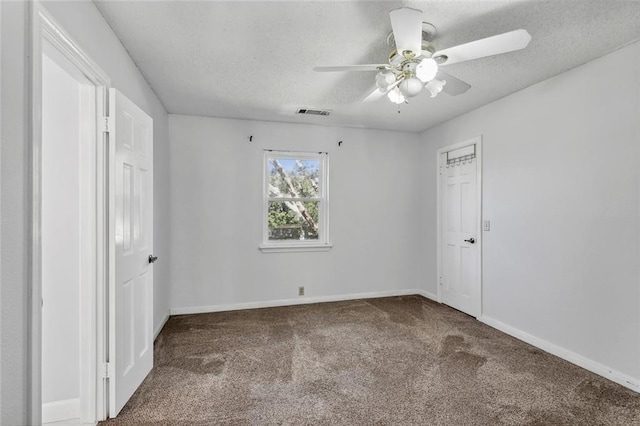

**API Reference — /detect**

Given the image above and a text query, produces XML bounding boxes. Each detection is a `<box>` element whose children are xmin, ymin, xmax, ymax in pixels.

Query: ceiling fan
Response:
<box><xmin>314</xmin><ymin>7</ymin><xmax>531</xmax><ymax>104</ymax></box>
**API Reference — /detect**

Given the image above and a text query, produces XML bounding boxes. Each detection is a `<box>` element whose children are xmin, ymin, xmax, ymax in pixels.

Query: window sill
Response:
<box><xmin>259</xmin><ymin>243</ymin><xmax>333</xmax><ymax>253</ymax></box>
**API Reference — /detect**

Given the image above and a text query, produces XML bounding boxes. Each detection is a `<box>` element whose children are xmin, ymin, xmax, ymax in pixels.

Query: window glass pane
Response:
<box><xmin>268</xmin><ymin>201</ymin><xmax>319</xmax><ymax>240</ymax></box>
<box><xmin>267</xmin><ymin>158</ymin><xmax>320</xmax><ymax>198</ymax></box>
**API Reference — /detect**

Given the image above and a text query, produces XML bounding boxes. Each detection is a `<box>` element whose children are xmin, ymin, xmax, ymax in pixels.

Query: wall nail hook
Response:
<box><xmin>338</xmin><ymin>141</ymin><xmax>343</xmax><ymax>147</ymax></box>
<box><xmin>249</xmin><ymin>135</ymin><xmax>253</xmax><ymax>142</ymax></box>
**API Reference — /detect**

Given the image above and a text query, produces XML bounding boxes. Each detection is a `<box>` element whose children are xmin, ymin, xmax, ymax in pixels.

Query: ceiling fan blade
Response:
<box><xmin>362</xmin><ymin>86</ymin><xmax>386</xmax><ymax>103</ymax></box>
<box><xmin>361</xmin><ymin>78</ymin><xmax>403</xmax><ymax>103</ymax></box>
<box><xmin>314</xmin><ymin>65</ymin><xmax>388</xmax><ymax>72</ymax></box>
<box><xmin>436</xmin><ymin>70</ymin><xmax>471</xmax><ymax>96</ymax></box>
<box><xmin>434</xmin><ymin>29</ymin><xmax>531</xmax><ymax>66</ymax></box>
<box><xmin>389</xmin><ymin>7</ymin><xmax>423</xmax><ymax>57</ymax></box>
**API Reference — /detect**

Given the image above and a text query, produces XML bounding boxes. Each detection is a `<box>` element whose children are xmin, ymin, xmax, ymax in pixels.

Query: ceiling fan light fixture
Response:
<box><xmin>425</xmin><ymin>78</ymin><xmax>447</xmax><ymax>98</ymax></box>
<box><xmin>313</xmin><ymin>10</ymin><xmax>532</xmax><ymax>106</ymax></box>
<box><xmin>376</xmin><ymin>71</ymin><xmax>396</xmax><ymax>91</ymax></box>
<box><xmin>399</xmin><ymin>76</ymin><xmax>423</xmax><ymax>97</ymax></box>
<box><xmin>416</xmin><ymin>57</ymin><xmax>438</xmax><ymax>83</ymax></box>
<box><xmin>387</xmin><ymin>87</ymin><xmax>406</xmax><ymax>104</ymax></box>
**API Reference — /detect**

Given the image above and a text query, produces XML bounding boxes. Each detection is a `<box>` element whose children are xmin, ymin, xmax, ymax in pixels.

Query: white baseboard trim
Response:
<box><xmin>170</xmin><ymin>289</ymin><xmax>425</xmax><ymax>316</ymax></box>
<box><xmin>154</xmin><ymin>310</ymin><xmax>171</xmax><ymax>340</ymax></box>
<box><xmin>417</xmin><ymin>289</ymin><xmax>438</xmax><ymax>302</ymax></box>
<box><xmin>480</xmin><ymin>315</ymin><xmax>640</xmax><ymax>393</ymax></box>
<box><xmin>42</xmin><ymin>398</ymin><xmax>80</xmax><ymax>423</ymax></box>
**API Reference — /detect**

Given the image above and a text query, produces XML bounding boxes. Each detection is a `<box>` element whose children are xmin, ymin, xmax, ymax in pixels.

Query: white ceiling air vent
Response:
<box><xmin>297</xmin><ymin>108</ymin><xmax>331</xmax><ymax>116</ymax></box>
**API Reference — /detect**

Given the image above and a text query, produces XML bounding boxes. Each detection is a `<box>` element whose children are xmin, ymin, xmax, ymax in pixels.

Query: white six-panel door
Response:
<box><xmin>439</xmin><ymin>142</ymin><xmax>481</xmax><ymax>317</ymax></box>
<box><xmin>109</xmin><ymin>88</ymin><xmax>154</xmax><ymax>416</ymax></box>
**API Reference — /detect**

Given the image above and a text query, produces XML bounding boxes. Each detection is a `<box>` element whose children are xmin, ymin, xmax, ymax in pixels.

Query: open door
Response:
<box><xmin>108</xmin><ymin>88</ymin><xmax>154</xmax><ymax>416</ymax></box>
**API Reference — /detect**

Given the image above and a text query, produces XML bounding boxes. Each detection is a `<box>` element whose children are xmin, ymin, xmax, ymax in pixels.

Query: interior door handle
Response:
<box><xmin>464</xmin><ymin>238</ymin><xmax>475</xmax><ymax>244</ymax></box>
<box><xmin>148</xmin><ymin>254</ymin><xmax>158</xmax><ymax>264</ymax></box>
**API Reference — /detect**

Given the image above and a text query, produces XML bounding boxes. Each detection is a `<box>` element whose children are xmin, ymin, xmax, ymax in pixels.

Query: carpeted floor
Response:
<box><xmin>100</xmin><ymin>296</ymin><xmax>640</xmax><ymax>425</ymax></box>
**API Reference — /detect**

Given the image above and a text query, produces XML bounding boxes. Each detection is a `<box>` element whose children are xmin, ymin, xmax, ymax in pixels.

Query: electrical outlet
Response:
<box><xmin>298</xmin><ymin>286</ymin><xmax>305</xmax><ymax>296</ymax></box>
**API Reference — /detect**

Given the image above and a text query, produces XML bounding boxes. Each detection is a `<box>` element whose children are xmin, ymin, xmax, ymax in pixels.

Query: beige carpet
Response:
<box><xmin>101</xmin><ymin>296</ymin><xmax>640</xmax><ymax>425</ymax></box>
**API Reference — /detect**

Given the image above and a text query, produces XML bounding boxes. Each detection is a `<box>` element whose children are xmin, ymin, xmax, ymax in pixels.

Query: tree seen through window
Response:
<box><xmin>267</xmin><ymin>157</ymin><xmax>321</xmax><ymax>241</ymax></box>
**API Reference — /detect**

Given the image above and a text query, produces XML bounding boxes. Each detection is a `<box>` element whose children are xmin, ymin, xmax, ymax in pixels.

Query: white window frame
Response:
<box><xmin>260</xmin><ymin>150</ymin><xmax>331</xmax><ymax>253</ymax></box>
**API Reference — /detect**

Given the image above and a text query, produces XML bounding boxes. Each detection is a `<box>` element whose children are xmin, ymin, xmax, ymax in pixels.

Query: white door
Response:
<box><xmin>439</xmin><ymin>142</ymin><xmax>481</xmax><ymax>317</ymax></box>
<box><xmin>109</xmin><ymin>88</ymin><xmax>154</xmax><ymax>416</ymax></box>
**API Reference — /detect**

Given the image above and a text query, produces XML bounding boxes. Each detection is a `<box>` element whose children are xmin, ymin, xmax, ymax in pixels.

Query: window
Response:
<box><xmin>260</xmin><ymin>150</ymin><xmax>331</xmax><ymax>252</ymax></box>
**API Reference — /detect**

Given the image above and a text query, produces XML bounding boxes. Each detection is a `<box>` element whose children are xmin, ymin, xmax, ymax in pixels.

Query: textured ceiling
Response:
<box><xmin>94</xmin><ymin>0</ymin><xmax>640</xmax><ymax>133</ymax></box>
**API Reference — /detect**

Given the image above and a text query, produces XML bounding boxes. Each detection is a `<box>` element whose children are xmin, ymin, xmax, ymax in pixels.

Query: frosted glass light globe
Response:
<box><xmin>387</xmin><ymin>87</ymin><xmax>406</xmax><ymax>104</ymax></box>
<box><xmin>425</xmin><ymin>78</ymin><xmax>447</xmax><ymax>98</ymax></box>
<box><xmin>416</xmin><ymin>58</ymin><xmax>438</xmax><ymax>83</ymax></box>
<box><xmin>375</xmin><ymin>71</ymin><xmax>396</xmax><ymax>91</ymax></box>
<box><xmin>399</xmin><ymin>77</ymin><xmax>424</xmax><ymax>98</ymax></box>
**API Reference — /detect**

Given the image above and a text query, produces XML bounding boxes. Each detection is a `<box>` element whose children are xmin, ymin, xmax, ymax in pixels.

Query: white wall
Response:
<box><xmin>0</xmin><ymin>0</ymin><xmax>3</xmax><ymax>418</ymax></box>
<box><xmin>420</xmin><ymin>41</ymin><xmax>640</xmax><ymax>385</ymax></box>
<box><xmin>41</xmin><ymin>53</ymin><xmax>81</xmax><ymax>405</ymax></box>
<box><xmin>169</xmin><ymin>115</ymin><xmax>422</xmax><ymax>311</ymax></box>
<box><xmin>0</xmin><ymin>1</ymin><xmax>171</xmax><ymax>422</ymax></box>
<box><xmin>1</xmin><ymin>2</ymin><xmax>31</xmax><ymax>422</ymax></box>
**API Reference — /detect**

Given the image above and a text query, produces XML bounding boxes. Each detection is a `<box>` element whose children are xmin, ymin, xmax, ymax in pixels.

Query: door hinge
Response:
<box><xmin>102</xmin><ymin>362</ymin><xmax>110</xmax><ymax>379</ymax></box>
<box><xmin>103</xmin><ymin>116</ymin><xmax>112</xmax><ymax>133</ymax></box>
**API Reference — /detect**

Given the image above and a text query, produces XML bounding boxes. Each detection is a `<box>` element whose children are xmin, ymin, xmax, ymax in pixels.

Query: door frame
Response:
<box><xmin>29</xmin><ymin>2</ymin><xmax>111</xmax><ymax>423</ymax></box>
<box><xmin>436</xmin><ymin>136</ymin><xmax>483</xmax><ymax>317</ymax></box>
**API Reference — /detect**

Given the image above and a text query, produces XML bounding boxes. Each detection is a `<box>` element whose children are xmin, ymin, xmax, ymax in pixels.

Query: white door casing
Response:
<box><xmin>438</xmin><ymin>138</ymin><xmax>482</xmax><ymax>317</ymax></box>
<box><xmin>31</xmin><ymin>4</ymin><xmax>112</xmax><ymax>424</ymax></box>
<box><xmin>109</xmin><ymin>88</ymin><xmax>154</xmax><ymax>416</ymax></box>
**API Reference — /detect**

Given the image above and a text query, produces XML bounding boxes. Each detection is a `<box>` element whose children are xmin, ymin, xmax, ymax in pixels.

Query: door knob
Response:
<box><xmin>464</xmin><ymin>238</ymin><xmax>475</xmax><ymax>244</ymax></box>
<box><xmin>148</xmin><ymin>254</ymin><xmax>158</xmax><ymax>264</ymax></box>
